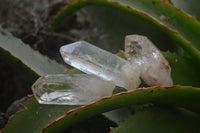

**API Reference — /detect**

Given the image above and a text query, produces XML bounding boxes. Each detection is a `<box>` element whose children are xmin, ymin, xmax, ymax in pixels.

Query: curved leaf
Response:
<box><xmin>41</xmin><ymin>86</ymin><xmax>200</xmax><ymax>133</ymax></box>
<box><xmin>2</xmin><ymin>95</ymin><xmax>80</xmax><ymax>133</ymax></box>
<box><xmin>3</xmin><ymin>86</ymin><xmax>200</xmax><ymax>133</ymax></box>
<box><xmin>51</xmin><ymin>0</ymin><xmax>200</xmax><ymax>64</ymax></box>
<box><xmin>111</xmin><ymin>106</ymin><xmax>200</xmax><ymax>133</ymax></box>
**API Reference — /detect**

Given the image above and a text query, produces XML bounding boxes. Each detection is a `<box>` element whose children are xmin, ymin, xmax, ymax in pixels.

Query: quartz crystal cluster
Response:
<box><xmin>32</xmin><ymin>35</ymin><xmax>173</xmax><ymax>105</ymax></box>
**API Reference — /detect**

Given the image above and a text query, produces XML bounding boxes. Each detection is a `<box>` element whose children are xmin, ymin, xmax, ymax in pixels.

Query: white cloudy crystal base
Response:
<box><xmin>32</xmin><ymin>74</ymin><xmax>115</xmax><ymax>105</ymax></box>
<box><xmin>125</xmin><ymin>35</ymin><xmax>173</xmax><ymax>87</ymax></box>
<box><xmin>60</xmin><ymin>41</ymin><xmax>141</xmax><ymax>90</ymax></box>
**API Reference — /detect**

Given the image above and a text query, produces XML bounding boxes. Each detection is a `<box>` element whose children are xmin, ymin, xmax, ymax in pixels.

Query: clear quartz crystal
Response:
<box><xmin>125</xmin><ymin>35</ymin><xmax>173</xmax><ymax>86</ymax></box>
<box><xmin>32</xmin><ymin>74</ymin><xmax>115</xmax><ymax>105</ymax></box>
<box><xmin>60</xmin><ymin>41</ymin><xmax>141</xmax><ymax>90</ymax></box>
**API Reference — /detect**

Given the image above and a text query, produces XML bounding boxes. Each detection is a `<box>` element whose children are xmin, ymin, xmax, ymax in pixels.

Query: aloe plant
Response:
<box><xmin>1</xmin><ymin>0</ymin><xmax>200</xmax><ymax>132</ymax></box>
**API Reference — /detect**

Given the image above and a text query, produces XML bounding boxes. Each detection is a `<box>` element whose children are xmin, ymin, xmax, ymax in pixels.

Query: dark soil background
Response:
<box><xmin>0</xmin><ymin>0</ymin><xmax>94</xmax><ymax>128</ymax></box>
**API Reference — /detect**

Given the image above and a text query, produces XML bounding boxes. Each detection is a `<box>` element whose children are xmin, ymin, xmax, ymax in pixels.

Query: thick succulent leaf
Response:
<box><xmin>2</xmin><ymin>95</ymin><xmax>80</xmax><ymax>133</ymax></box>
<box><xmin>41</xmin><ymin>86</ymin><xmax>200</xmax><ymax>133</ymax></box>
<box><xmin>111</xmin><ymin>106</ymin><xmax>200</xmax><ymax>133</ymax></box>
<box><xmin>3</xmin><ymin>86</ymin><xmax>200</xmax><ymax>133</ymax></box>
<box><xmin>51</xmin><ymin>0</ymin><xmax>200</xmax><ymax>64</ymax></box>
<box><xmin>0</xmin><ymin>27</ymin><xmax>65</xmax><ymax>76</ymax></box>
<box><xmin>1</xmin><ymin>96</ymin><xmax>116</xmax><ymax>133</ymax></box>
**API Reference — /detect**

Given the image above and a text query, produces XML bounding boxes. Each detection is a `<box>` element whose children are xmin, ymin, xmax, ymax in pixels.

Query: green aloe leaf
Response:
<box><xmin>3</xmin><ymin>86</ymin><xmax>200</xmax><ymax>133</ymax></box>
<box><xmin>2</xmin><ymin>96</ymin><xmax>80</xmax><ymax>133</ymax></box>
<box><xmin>2</xmin><ymin>96</ymin><xmax>116</xmax><ymax>133</ymax></box>
<box><xmin>111</xmin><ymin>106</ymin><xmax>200</xmax><ymax>133</ymax></box>
<box><xmin>51</xmin><ymin>0</ymin><xmax>200</xmax><ymax>64</ymax></box>
<box><xmin>41</xmin><ymin>86</ymin><xmax>200</xmax><ymax>133</ymax></box>
<box><xmin>0</xmin><ymin>27</ymin><xmax>65</xmax><ymax>76</ymax></box>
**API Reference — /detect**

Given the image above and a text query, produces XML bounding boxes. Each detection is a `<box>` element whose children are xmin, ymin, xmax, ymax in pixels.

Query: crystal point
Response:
<box><xmin>125</xmin><ymin>35</ymin><xmax>173</xmax><ymax>87</ymax></box>
<box><xmin>60</xmin><ymin>41</ymin><xmax>141</xmax><ymax>90</ymax></box>
<box><xmin>32</xmin><ymin>74</ymin><xmax>115</xmax><ymax>105</ymax></box>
